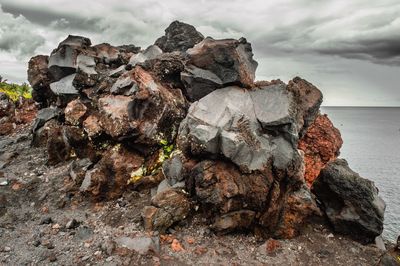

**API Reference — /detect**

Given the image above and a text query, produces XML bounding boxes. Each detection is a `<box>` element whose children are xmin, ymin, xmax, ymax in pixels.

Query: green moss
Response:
<box><xmin>0</xmin><ymin>78</ymin><xmax>32</xmax><ymax>102</ymax></box>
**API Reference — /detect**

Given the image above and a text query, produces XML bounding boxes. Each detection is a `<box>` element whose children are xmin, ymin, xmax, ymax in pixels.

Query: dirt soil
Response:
<box><xmin>0</xmin><ymin>124</ymin><xmax>390</xmax><ymax>265</ymax></box>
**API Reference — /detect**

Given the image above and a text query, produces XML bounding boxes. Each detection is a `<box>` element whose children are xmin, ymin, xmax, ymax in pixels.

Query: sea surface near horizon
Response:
<box><xmin>321</xmin><ymin>107</ymin><xmax>400</xmax><ymax>243</ymax></box>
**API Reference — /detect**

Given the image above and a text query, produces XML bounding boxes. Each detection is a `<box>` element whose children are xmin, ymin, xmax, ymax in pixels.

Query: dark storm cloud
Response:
<box><xmin>0</xmin><ymin>0</ymin><xmax>399</xmax><ymax>106</ymax></box>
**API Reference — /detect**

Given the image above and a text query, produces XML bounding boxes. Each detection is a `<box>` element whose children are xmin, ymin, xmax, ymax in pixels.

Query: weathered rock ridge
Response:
<box><xmin>26</xmin><ymin>20</ymin><xmax>385</xmax><ymax>244</ymax></box>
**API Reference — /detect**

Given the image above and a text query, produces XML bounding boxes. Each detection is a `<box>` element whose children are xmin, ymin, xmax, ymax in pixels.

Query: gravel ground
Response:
<box><xmin>0</xmin><ymin>125</ymin><xmax>391</xmax><ymax>265</ymax></box>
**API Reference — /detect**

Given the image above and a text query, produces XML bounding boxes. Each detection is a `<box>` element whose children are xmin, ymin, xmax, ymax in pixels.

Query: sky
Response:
<box><xmin>0</xmin><ymin>0</ymin><xmax>399</xmax><ymax>106</ymax></box>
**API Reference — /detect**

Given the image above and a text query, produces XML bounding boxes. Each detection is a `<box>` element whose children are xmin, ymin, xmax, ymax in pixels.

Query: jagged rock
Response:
<box><xmin>50</xmin><ymin>74</ymin><xmax>79</xmax><ymax>95</ymax></box>
<box><xmin>80</xmin><ymin>145</ymin><xmax>144</xmax><ymax>199</ymax></box>
<box><xmin>46</xmin><ymin>125</ymin><xmax>71</xmax><ymax>165</ymax></box>
<box><xmin>298</xmin><ymin>114</ymin><xmax>343</xmax><ymax>185</ymax></box>
<box><xmin>212</xmin><ymin>210</ymin><xmax>255</xmax><ymax>233</ymax></box>
<box><xmin>128</xmin><ymin>45</ymin><xmax>162</xmax><ymax>67</ymax></box>
<box><xmin>273</xmin><ymin>185</ymin><xmax>321</xmax><ymax>239</ymax></box>
<box><xmin>181</xmin><ymin>37</ymin><xmax>258</xmax><ymax>101</ymax></box>
<box><xmin>69</xmin><ymin>158</ymin><xmax>92</xmax><ymax>185</ymax></box>
<box><xmin>64</xmin><ymin>99</ymin><xmax>88</xmax><ymax>125</ymax></box>
<box><xmin>155</xmin><ymin>20</ymin><xmax>204</xmax><ymax>53</ymax></box>
<box><xmin>110</xmin><ymin>71</ymin><xmax>137</xmax><ymax>95</ymax></box>
<box><xmin>63</xmin><ymin>126</ymin><xmax>98</xmax><ymax>161</ymax></box>
<box><xmin>83</xmin><ymin>115</ymin><xmax>103</xmax><ymax>138</ymax></box>
<box><xmin>27</xmin><ymin>55</ymin><xmax>55</xmax><ymax>107</ymax></box>
<box><xmin>48</xmin><ymin>35</ymin><xmax>92</xmax><ymax>81</ymax></box>
<box><xmin>178</xmin><ymin>85</ymin><xmax>307</xmax><ymax>173</ymax></box>
<box><xmin>98</xmin><ymin>95</ymin><xmax>132</xmax><ymax>138</ymax></box>
<box><xmin>93</xmin><ymin>43</ymin><xmax>122</xmax><ymax>65</ymax></box>
<box><xmin>140</xmin><ymin>52</ymin><xmax>185</xmax><ymax>89</ymax></box>
<box><xmin>312</xmin><ymin>159</ymin><xmax>385</xmax><ymax>244</ymax></box>
<box><xmin>287</xmin><ymin>77</ymin><xmax>323</xmax><ymax>137</ymax></box>
<box><xmin>162</xmin><ymin>154</ymin><xmax>184</xmax><ymax>185</ymax></box>
<box><xmin>142</xmin><ymin>188</ymin><xmax>190</xmax><ymax>232</ymax></box>
<box><xmin>126</xmin><ymin>66</ymin><xmax>187</xmax><ymax>145</ymax></box>
<box><xmin>190</xmin><ymin>160</ymin><xmax>273</xmax><ymax>214</ymax></box>
<box><xmin>31</xmin><ymin>107</ymin><xmax>61</xmax><ymax>132</ymax></box>
<box><xmin>109</xmin><ymin>65</ymin><xmax>127</xmax><ymax>78</ymax></box>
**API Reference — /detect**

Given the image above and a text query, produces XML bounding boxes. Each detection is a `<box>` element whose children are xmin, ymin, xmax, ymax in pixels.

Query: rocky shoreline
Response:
<box><xmin>0</xmin><ymin>21</ymin><xmax>399</xmax><ymax>265</ymax></box>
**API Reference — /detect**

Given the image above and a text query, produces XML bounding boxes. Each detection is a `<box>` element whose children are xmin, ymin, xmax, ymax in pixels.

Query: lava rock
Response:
<box><xmin>177</xmin><ymin>85</ymin><xmax>305</xmax><ymax>173</ymax></box>
<box><xmin>181</xmin><ymin>37</ymin><xmax>258</xmax><ymax>101</ymax></box>
<box><xmin>64</xmin><ymin>99</ymin><xmax>88</xmax><ymax>125</ymax></box>
<box><xmin>142</xmin><ymin>188</ymin><xmax>190</xmax><ymax>232</ymax></box>
<box><xmin>128</xmin><ymin>45</ymin><xmax>162</xmax><ymax>67</ymax></box>
<box><xmin>312</xmin><ymin>159</ymin><xmax>386</xmax><ymax>244</ymax></box>
<box><xmin>298</xmin><ymin>114</ymin><xmax>343</xmax><ymax>185</ymax></box>
<box><xmin>80</xmin><ymin>145</ymin><xmax>144</xmax><ymax>199</ymax></box>
<box><xmin>69</xmin><ymin>158</ymin><xmax>93</xmax><ymax>185</ymax></box>
<box><xmin>155</xmin><ymin>20</ymin><xmax>204</xmax><ymax>53</ymax></box>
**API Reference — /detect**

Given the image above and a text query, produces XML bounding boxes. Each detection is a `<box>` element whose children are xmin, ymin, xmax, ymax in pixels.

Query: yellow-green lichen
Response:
<box><xmin>127</xmin><ymin>165</ymin><xmax>146</xmax><ymax>184</ymax></box>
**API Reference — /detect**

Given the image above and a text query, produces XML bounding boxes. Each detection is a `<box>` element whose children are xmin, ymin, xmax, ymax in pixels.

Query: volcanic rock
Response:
<box><xmin>155</xmin><ymin>20</ymin><xmax>204</xmax><ymax>53</ymax></box>
<box><xmin>312</xmin><ymin>159</ymin><xmax>385</xmax><ymax>244</ymax></box>
<box><xmin>177</xmin><ymin>85</ymin><xmax>307</xmax><ymax>173</ymax></box>
<box><xmin>181</xmin><ymin>37</ymin><xmax>258</xmax><ymax>101</ymax></box>
<box><xmin>128</xmin><ymin>45</ymin><xmax>162</xmax><ymax>67</ymax></box>
<box><xmin>64</xmin><ymin>99</ymin><xmax>88</xmax><ymax>126</ymax></box>
<box><xmin>80</xmin><ymin>145</ymin><xmax>144</xmax><ymax>199</ymax></box>
<box><xmin>298</xmin><ymin>114</ymin><xmax>343</xmax><ymax>185</ymax></box>
<box><xmin>142</xmin><ymin>188</ymin><xmax>190</xmax><ymax>232</ymax></box>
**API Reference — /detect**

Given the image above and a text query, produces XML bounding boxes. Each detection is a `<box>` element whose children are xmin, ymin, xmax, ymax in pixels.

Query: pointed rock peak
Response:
<box><xmin>155</xmin><ymin>20</ymin><xmax>204</xmax><ymax>53</ymax></box>
<box><xmin>59</xmin><ymin>35</ymin><xmax>92</xmax><ymax>48</ymax></box>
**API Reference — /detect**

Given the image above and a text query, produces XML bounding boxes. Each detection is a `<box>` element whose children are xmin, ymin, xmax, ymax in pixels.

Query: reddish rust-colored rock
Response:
<box><xmin>80</xmin><ymin>145</ymin><xmax>144</xmax><ymax>199</ymax></box>
<box><xmin>298</xmin><ymin>114</ymin><xmax>343</xmax><ymax>186</ymax></box>
<box><xmin>64</xmin><ymin>99</ymin><xmax>88</xmax><ymax>125</ymax></box>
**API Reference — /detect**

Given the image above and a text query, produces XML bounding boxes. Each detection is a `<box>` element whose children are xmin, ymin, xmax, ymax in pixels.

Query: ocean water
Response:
<box><xmin>321</xmin><ymin>107</ymin><xmax>400</xmax><ymax>243</ymax></box>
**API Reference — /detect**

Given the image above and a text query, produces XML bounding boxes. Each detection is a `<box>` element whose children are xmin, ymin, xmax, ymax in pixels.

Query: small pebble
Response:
<box><xmin>4</xmin><ymin>246</ymin><xmax>11</xmax><ymax>252</ymax></box>
<box><xmin>40</xmin><ymin>217</ymin><xmax>53</xmax><ymax>225</ymax></box>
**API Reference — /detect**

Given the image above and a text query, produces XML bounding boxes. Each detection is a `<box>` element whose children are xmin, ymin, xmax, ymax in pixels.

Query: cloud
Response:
<box><xmin>0</xmin><ymin>0</ymin><xmax>399</xmax><ymax>106</ymax></box>
<box><xmin>0</xmin><ymin>5</ymin><xmax>45</xmax><ymax>57</ymax></box>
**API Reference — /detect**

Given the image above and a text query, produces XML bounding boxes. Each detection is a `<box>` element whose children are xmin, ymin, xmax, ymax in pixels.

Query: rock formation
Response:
<box><xmin>312</xmin><ymin>159</ymin><xmax>385</xmax><ymax>243</ymax></box>
<box><xmin>26</xmin><ymin>20</ymin><xmax>385</xmax><ymax>244</ymax></box>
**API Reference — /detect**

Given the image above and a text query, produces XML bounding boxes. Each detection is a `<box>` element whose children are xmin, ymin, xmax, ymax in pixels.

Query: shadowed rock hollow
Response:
<box><xmin>26</xmin><ymin>20</ymin><xmax>385</xmax><ymax>244</ymax></box>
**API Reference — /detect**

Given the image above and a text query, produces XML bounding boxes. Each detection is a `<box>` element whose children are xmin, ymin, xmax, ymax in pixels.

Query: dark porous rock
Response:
<box><xmin>142</xmin><ymin>188</ymin><xmax>190</xmax><ymax>232</ymax></box>
<box><xmin>181</xmin><ymin>37</ymin><xmax>258</xmax><ymax>101</ymax></box>
<box><xmin>140</xmin><ymin>52</ymin><xmax>185</xmax><ymax>89</ymax></box>
<box><xmin>80</xmin><ymin>145</ymin><xmax>144</xmax><ymax>199</ymax></box>
<box><xmin>190</xmin><ymin>160</ymin><xmax>273</xmax><ymax>214</ymax></box>
<box><xmin>162</xmin><ymin>154</ymin><xmax>184</xmax><ymax>185</ymax></box>
<box><xmin>212</xmin><ymin>210</ymin><xmax>256</xmax><ymax>233</ymax></box>
<box><xmin>46</xmin><ymin>125</ymin><xmax>71</xmax><ymax>165</ymax></box>
<box><xmin>27</xmin><ymin>55</ymin><xmax>55</xmax><ymax>107</ymax></box>
<box><xmin>273</xmin><ymin>185</ymin><xmax>321</xmax><ymax>239</ymax></box>
<box><xmin>31</xmin><ymin>107</ymin><xmax>61</xmax><ymax>133</ymax></box>
<box><xmin>110</xmin><ymin>71</ymin><xmax>138</xmax><ymax>95</ymax></box>
<box><xmin>126</xmin><ymin>66</ymin><xmax>187</xmax><ymax>146</ymax></box>
<box><xmin>312</xmin><ymin>159</ymin><xmax>386</xmax><ymax>244</ymax></box>
<box><xmin>155</xmin><ymin>20</ymin><xmax>204</xmax><ymax>53</ymax></box>
<box><xmin>50</xmin><ymin>74</ymin><xmax>79</xmax><ymax>96</ymax></box>
<box><xmin>0</xmin><ymin>92</ymin><xmax>15</xmax><ymax>118</ymax></box>
<box><xmin>93</xmin><ymin>43</ymin><xmax>122</xmax><ymax>65</ymax></box>
<box><xmin>69</xmin><ymin>158</ymin><xmax>93</xmax><ymax>186</ymax></box>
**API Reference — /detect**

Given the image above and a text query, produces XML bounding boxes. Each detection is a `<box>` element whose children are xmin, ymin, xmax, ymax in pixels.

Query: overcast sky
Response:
<box><xmin>0</xmin><ymin>0</ymin><xmax>399</xmax><ymax>106</ymax></box>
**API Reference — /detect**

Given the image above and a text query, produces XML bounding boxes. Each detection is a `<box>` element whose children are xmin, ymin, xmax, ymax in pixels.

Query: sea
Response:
<box><xmin>321</xmin><ymin>107</ymin><xmax>400</xmax><ymax>243</ymax></box>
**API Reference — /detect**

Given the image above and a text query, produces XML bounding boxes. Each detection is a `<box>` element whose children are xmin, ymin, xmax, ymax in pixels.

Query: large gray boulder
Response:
<box><xmin>155</xmin><ymin>20</ymin><xmax>204</xmax><ymax>53</ymax></box>
<box><xmin>178</xmin><ymin>81</ymin><xmax>321</xmax><ymax>173</ymax></box>
<box><xmin>312</xmin><ymin>159</ymin><xmax>386</xmax><ymax>244</ymax></box>
<box><xmin>181</xmin><ymin>37</ymin><xmax>258</xmax><ymax>101</ymax></box>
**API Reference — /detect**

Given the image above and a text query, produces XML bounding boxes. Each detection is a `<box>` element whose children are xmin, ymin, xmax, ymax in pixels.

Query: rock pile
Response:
<box><xmin>27</xmin><ymin>20</ymin><xmax>385</xmax><ymax>243</ymax></box>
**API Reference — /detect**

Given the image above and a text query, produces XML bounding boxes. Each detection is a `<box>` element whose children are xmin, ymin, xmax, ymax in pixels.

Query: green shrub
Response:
<box><xmin>0</xmin><ymin>76</ymin><xmax>32</xmax><ymax>102</ymax></box>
